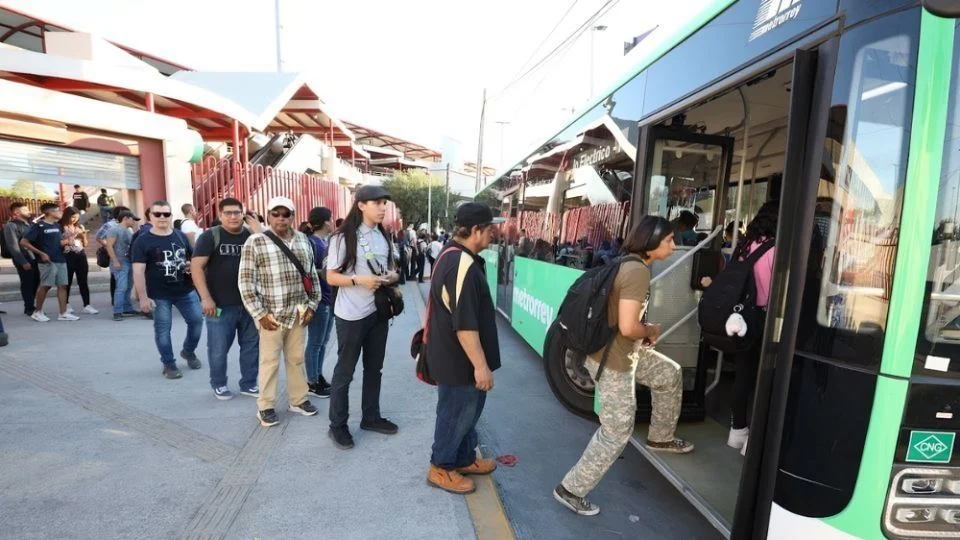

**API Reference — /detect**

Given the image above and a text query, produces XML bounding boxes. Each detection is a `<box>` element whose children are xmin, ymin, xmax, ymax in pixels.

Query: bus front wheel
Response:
<box><xmin>543</xmin><ymin>320</ymin><xmax>598</xmax><ymax>420</ymax></box>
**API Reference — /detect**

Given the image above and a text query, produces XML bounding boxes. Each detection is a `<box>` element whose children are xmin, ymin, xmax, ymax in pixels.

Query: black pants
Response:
<box><xmin>426</xmin><ymin>254</ymin><xmax>436</xmax><ymax>277</ymax></box>
<box><xmin>14</xmin><ymin>261</ymin><xmax>39</xmax><ymax>314</ymax></box>
<box><xmin>731</xmin><ymin>315</ymin><xmax>765</xmax><ymax>429</ymax></box>
<box><xmin>398</xmin><ymin>250</ymin><xmax>408</xmax><ymax>283</ymax></box>
<box><xmin>65</xmin><ymin>251</ymin><xmax>90</xmax><ymax>306</ymax></box>
<box><xmin>415</xmin><ymin>253</ymin><xmax>426</xmax><ymax>282</ymax></box>
<box><xmin>329</xmin><ymin>312</ymin><xmax>390</xmax><ymax>428</ymax></box>
<box><xmin>409</xmin><ymin>253</ymin><xmax>418</xmax><ymax>280</ymax></box>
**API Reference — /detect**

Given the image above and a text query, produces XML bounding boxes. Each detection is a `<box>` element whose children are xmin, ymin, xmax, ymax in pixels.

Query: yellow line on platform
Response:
<box><xmin>406</xmin><ymin>282</ymin><xmax>516</xmax><ymax>540</ymax></box>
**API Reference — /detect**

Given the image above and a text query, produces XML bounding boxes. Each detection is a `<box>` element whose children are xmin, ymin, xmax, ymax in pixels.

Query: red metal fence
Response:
<box><xmin>191</xmin><ymin>157</ymin><xmax>401</xmax><ymax>231</ymax></box>
<box><xmin>0</xmin><ymin>196</ymin><xmax>60</xmax><ymax>222</ymax></box>
<box><xmin>500</xmin><ymin>202</ymin><xmax>630</xmax><ymax>248</ymax></box>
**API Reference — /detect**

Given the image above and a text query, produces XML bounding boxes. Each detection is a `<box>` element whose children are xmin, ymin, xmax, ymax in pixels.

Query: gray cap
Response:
<box><xmin>355</xmin><ymin>185</ymin><xmax>391</xmax><ymax>202</ymax></box>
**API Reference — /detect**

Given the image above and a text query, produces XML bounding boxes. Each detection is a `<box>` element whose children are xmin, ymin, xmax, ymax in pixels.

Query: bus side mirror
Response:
<box><xmin>923</xmin><ymin>0</ymin><xmax>960</xmax><ymax>18</ymax></box>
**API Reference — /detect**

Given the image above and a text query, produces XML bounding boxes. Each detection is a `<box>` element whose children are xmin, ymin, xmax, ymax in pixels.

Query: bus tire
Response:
<box><xmin>543</xmin><ymin>320</ymin><xmax>598</xmax><ymax>421</ymax></box>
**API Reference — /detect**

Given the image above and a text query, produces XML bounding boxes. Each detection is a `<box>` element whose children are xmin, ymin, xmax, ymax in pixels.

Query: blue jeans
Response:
<box><xmin>305</xmin><ymin>304</ymin><xmax>334</xmax><ymax>382</ymax></box>
<box><xmin>431</xmin><ymin>384</ymin><xmax>487</xmax><ymax>470</ymax></box>
<box><xmin>153</xmin><ymin>291</ymin><xmax>204</xmax><ymax>365</ymax></box>
<box><xmin>110</xmin><ymin>262</ymin><xmax>135</xmax><ymax>315</ymax></box>
<box><xmin>205</xmin><ymin>304</ymin><xmax>259</xmax><ymax>390</ymax></box>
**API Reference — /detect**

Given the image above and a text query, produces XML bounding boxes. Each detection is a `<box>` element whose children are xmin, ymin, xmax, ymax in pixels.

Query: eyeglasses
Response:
<box><xmin>270</xmin><ymin>209</ymin><xmax>293</xmax><ymax>218</ymax></box>
<box><xmin>151</xmin><ymin>211</ymin><xmax>172</xmax><ymax>218</ymax></box>
<box><xmin>221</xmin><ymin>210</ymin><xmax>243</xmax><ymax>217</ymax></box>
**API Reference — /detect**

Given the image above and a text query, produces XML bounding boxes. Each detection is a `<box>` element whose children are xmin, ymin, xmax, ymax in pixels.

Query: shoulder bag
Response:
<box><xmin>264</xmin><ymin>231</ymin><xmax>314</xmax><ymax>296</ymax></box>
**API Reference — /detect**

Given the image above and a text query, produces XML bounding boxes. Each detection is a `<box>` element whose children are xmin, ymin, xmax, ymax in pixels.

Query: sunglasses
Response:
<box><xmin>270</xmin><ymin>209</ymin><xmax>293</xmax><ymax>218</ymax></box>
<box><xmin>151</xmin><ymin>211</ymin><xmax>172</xmax><ymax>218</ymax></box>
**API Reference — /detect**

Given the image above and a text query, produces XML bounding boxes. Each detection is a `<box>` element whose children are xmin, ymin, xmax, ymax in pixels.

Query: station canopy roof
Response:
<box><xmin>344</xmin><ymin>121</ymin><xmax>441</xmax><ymax>162</ymax></box>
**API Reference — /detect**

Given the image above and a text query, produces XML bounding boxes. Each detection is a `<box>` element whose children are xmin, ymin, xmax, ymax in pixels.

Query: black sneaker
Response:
<box><xmin>113</xmin><ymin>313</ymin><xmax>124</xmax><ymax>322</ymax></box>
<box><xmin>180</xmin><ymin>351</ymin><xmax>202</xmax><ymax>370</ymax></box>
<box><xmin>329</xmin><ymin>426</ymin><xmax>354</xmax><ymax>449</ymax></box>
<box><xmin>360</xmin><ymin>417</ymin><xmax>398</xmax><ymax>435</ymax></box>
<box><xmin>308</xmin><ymin>376</ymin><xmax>331</xmax><ymax>399</ymax></box>
<box><xmin>646</xmin><ymin>438</ymin><xmax>695</xmax><ymax>454</ymax></box>
<box><xmin>162</xmin><ymin>364</ymin><xmax>183</xmax><ymax>380</ymax></box>
<box><xmin>288</xmin><ymin>400</ymin><xmax>318</xmax><ymax>416</ymax></box>
<box><xmin>553</xmin><ymin>484</ymin><xmax>600</xmax><ymax>516</ymax></box>
<box><xmin>258</xmin><ymin>409</ymin><xmax>279</xmax><ymax>427</ymax></box>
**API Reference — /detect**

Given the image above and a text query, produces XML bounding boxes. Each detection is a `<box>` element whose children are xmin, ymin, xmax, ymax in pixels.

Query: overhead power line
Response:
<box><xmin>503</xmin><ymin>0</ymin><xmax>581</xmax><ymax>87</ymax></box>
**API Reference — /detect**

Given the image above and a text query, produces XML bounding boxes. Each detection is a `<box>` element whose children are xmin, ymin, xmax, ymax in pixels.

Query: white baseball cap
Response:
<box><xmin>267</xmin><ymin>196</ymin><xmax>295</xmax><ymax>212</ymax></box>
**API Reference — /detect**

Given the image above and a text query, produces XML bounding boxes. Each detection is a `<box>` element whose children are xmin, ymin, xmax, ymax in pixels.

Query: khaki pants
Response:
<box><xmin>561</xmin><ymin>348</ymin><xmax>682</xmax><ymax>497</ymax></box>
<box><xmin>257</xmin><ymin>315</ymin><xmax>309</xmax><ymax>411</ymax></box>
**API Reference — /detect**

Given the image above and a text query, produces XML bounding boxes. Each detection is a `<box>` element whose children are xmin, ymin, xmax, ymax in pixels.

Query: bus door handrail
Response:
<box><xmin>650</xmin><ymin>225</ymin><xmax>723</xmax><ymax>285</ymax></box>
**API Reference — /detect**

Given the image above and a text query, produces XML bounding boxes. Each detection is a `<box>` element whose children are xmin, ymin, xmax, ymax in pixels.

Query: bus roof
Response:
<box><xmin>482</xmin><ymin>0</ymin><xmax>734</xmax><ymax>195</ymax></box>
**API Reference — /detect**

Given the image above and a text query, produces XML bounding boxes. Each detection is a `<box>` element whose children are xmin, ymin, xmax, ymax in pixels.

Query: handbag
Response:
<box><xmin>358</xmin><ymin>228</ymin><xmax>403</xmax><ymax>320</ymax></box>
<box><xmin>264</xmin><ymin>231</ymin><xmax>314</xmax><ymax>296</ymax></box>
<box><xmin>96</xmin><ymin>246</ymin><xmax>110</xmax><ymax>268</ymax></box>
<box><xmin>410</xmin><ymin>247</ymin><xmax>461</xmax><ymax>385</ymax></box>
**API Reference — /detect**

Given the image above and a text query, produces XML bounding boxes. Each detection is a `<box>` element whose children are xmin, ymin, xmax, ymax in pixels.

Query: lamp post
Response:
<box><xmin>590</xmin><ymin>25</ymin><xmax>608</xmax><ymax>98</ymax></box>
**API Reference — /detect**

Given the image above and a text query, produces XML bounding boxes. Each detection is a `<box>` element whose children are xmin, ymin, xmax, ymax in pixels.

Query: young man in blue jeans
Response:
<box><xmin>104</xmin><ymin>211</ymin><xmax>139</xmax><ymax>321</ymax></box>
<box><xmin>192</xmin><ymin>198</ymin><xmax>262</xmax><ymax>400</ymax></box>
<box><xmin>306</xmin><ymin>206</ymin><xmax>335</xmax><ymax>398</ymax></box>
<box><xmin>132</xmin><ymin>200</ymin><xmax>204</xmax><ymax>380</ymax></box>
<box><xmin>425</xmin><ymin>203</ymin><xmax>503</xmax><ymax>494</ymax></box>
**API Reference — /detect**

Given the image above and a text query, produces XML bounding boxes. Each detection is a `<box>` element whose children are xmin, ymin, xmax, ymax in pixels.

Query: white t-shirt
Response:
<box><xmin>429</xmin><ymin>241</ymin><xmax>442</xmax><ymax>259</ymax></box>
<box><xmin>180</xmin><ymin>218</ymin><xmax>202</xmax><ymax>240</ymax></box>
<box><xmin>327</xmin><ymin>224</ymin><xmax>391</xmax><ymax>321</ymax></box>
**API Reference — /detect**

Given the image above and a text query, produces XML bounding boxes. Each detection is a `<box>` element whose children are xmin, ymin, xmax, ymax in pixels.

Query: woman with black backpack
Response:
<box><xmin>554</xmin><ymin>215</ymin><xmax>694</xmax><ymax>517</ymax></box>
<box><xmin>726</xmin><ymin>200</ymin><xmax>778</xmax><ymax>456</ymax></box>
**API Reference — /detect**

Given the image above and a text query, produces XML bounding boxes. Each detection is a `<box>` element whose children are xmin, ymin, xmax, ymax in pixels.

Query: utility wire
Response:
<box><xmin>503</xmin><ymin>0</ymin><xmax>581</xmax><ymax>89</ymax></box>
<box><xmin>493</xmin><ymin>0</ymin><xmax>618</xmax><ymax>99</ymax></box>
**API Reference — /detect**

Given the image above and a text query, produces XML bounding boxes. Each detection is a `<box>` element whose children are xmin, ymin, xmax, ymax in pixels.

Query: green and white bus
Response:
<box><xmin>477</xmin><ymin>1</ymin><xmax>960</xmax><ymax>538</ymax></box>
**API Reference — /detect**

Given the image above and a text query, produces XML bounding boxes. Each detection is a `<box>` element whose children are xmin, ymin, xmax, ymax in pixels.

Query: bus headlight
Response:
<box><xmin>885</xmin><ymin>468</ymin><xmax>960</xmax><ymax>538</ymax></box>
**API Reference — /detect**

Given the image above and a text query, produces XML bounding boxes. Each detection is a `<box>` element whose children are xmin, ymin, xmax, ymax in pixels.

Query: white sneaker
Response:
<box><xmin>58</xmin><ymin>313</ymin><xmax>80</xmax><ymax>321</ymax></box>
<box><xmin>82</xmin><ymin>305</ymin><xmax>99</xmax><ymax>315</ymax></box>
<box><xmin>31</xmin><ymin>311</ymin><xmax>50</xmax><ymax>322</ymax></box>
<box><xmin>66</xmin><ymin>305</ymin><xmax>75</xmax><ymax>314</ymax></box>
<box><xmin>728</xmin><ymin>427</ymin><xmax>749</xmax><ymax>450</ymax></box>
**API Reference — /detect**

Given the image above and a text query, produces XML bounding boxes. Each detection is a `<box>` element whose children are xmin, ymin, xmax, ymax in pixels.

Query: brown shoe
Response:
<box><xmin>456</xmin><ymin>457</ymin><xmax>497</xmax><ymax>476</ymax></box>
<box><xmin>427</xmin><ymin>465</ymin><xmax>476</xmax><ymax>494</ymax></box>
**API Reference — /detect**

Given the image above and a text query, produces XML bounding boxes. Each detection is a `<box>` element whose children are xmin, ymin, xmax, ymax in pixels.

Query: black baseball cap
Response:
<box><xmin>308</xmin><ymin>206</ymin><xmax>332</xmax><ymax>227</ymax></box>
<box><xmin>455</xmin><ymin>203</ymin><xmax>505</xmax><ymax>229</ymax></box>
<box><xmin>355</xmin><ymin>185</ymin><xmax>391</xmax><ymax>202</ymax></box>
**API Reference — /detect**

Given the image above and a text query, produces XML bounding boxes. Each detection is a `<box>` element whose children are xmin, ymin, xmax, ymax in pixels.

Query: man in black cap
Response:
<box><xmin>425</xmin><ymin>203</ymin><xmax>504</xmax><ymax>495</ymax></box>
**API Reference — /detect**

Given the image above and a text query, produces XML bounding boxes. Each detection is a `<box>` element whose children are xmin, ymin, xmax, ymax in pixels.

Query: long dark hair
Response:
<box><xmin>623</xmin><ymin>215</ymin><xmax>674</xmax><ymax>258</ymax></box>
<box><xmin>59</xmin><ymin>207</ymin><xmax>80</xmax><ymax>229</ymax></box>
<box><xmin>333</xmin><ymin>204</ymin><xmax>394</xmax><ymax>273</ymax></box>
<box><xmin>733</xmin><ymin>199</ymin><xmax>779</xmax><ymax>260</ymax></box>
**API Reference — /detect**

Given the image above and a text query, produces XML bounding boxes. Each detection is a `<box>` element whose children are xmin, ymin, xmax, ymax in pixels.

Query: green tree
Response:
<box><xmin>382</xmin><ymin>170</ymin><xmax>461</xmax><ymax>232</ymax></box>
<box><xmin>0</xmin><ymin>179</ymin><xmax>52</xmax><ymax>199</ymax></box>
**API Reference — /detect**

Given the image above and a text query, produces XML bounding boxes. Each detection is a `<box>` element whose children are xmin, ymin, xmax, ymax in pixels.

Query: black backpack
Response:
<box><xmin>556</xmin><ymin>254</ymin><xmax>642</xmax><ymax>381</ymax></box>
<box><xmin>698</xmin><ymin>240</ymin><xmax>774</xmax><ymax>354</ymax></box>
<box><xmin>0</xmin><ymin>222</ymin><xmax>11</xmax><ymax>259</ymax></box>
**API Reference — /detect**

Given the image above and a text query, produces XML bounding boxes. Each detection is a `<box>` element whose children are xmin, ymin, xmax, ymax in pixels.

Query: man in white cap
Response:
<box><xmin>239</xmin><ymin>196</ymin><xmax>322</xmax><ymax>427</ymax></box>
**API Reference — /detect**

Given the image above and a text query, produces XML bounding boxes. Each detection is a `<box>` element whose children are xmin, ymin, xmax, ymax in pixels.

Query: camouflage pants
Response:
<box><xmin>561</xmin><ymin>348</ymin><xmax>683</xmax><ymax>497</ymax></box>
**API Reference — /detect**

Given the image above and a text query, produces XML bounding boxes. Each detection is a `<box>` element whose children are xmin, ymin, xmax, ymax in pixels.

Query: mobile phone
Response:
<box><xmin>215</xmin><ymin>308</ymin><xmax>222</xmax><ymax>317</ymax></box>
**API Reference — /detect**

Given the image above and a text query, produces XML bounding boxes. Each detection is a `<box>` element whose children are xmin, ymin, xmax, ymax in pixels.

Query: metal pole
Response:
<box><xmin>475</xmin><ymin>88</ymin><xmax>487</xmax><ymax>193</ymax></box>
<box><xmin>275</xmin><ymin>0</ymin><xmax>282</xmax><ymax>72</ymax></box>
<box><xmin>445</xmin><ymin>163</ymin><xmax>451</xmax><ymax>222</ymax></box>
<box><xmin>428</xmin><ymin>171</ymin><xmax>432</xmax><ymax>234</ymax></box>
<box><xmin>731</xmin><ymin>88</ymin><xmax>751</xmax><ymax>253</ymax></box>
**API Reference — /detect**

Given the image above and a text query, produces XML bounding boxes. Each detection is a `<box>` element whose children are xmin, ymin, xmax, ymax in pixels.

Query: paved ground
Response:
<box><xmin>0</xmin><ymin>279</ymin><xmax>719</xmax><ymax>540</ymax></box>
<box><xmin>415</xmin><ymin>282</ymin><xmax>720</xmax><ymax>540</ymax></box>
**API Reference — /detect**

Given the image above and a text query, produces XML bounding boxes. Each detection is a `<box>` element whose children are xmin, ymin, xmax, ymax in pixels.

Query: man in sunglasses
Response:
<box><xmin>132</xmin><ymin>200</ymin><xmax>205</xmax><ymax>380</ymax></box>
<box><xmin>239</xmin><ymin>196</ymin><xmax>321</xmax><ymax>428</ymax></box>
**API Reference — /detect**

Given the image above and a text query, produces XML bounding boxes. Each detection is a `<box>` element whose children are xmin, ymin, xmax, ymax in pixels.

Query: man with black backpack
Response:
<box><xmin>3</xmin><ymin>202</ymin><xmax>38</xmax><ymax>316</ymax></box>
<box><xmin>192</xmin><ymin>198</ymin><xmax>260</xmax><ymax>401</ymax></box>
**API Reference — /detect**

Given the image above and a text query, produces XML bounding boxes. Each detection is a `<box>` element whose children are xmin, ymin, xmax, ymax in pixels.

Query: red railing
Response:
<box><xmin>500</xmin><ymin>202</ymin><xmax>630</xmax><ymax>249</ymax></box>
<box><xmin>0</xmin><ymin>196</ymin><xmax>60</xmax><ymax>222</ymax></box>
<box><xmin>191</xmin><ymin>157</ymin><xmax>401</xmax><ymax>231</ymax></box>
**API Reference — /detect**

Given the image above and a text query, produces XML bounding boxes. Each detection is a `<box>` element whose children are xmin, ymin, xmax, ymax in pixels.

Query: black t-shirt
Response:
<box><xmin>193</xmin><ymin>226</ymin><xmax>250</xmax><ymax>306</ymax></box>
<box><xmin>132</xmin><ymin>229</ymin><xmax>194</xmax><ymax>300</ymax></box>
<box><xmin>72</xmin><ymin>191</ymin><xmax>89</xmax><ymax>210</ymax></box>
<box><xmin>426</xmin><ymin>243</ymin><xmax>501</xmax><ymax>386</ymax></box>
<box><xmin>23</xmin><ymin>220</ymin><xmax>65</xmax><ymax>263</ymax></box>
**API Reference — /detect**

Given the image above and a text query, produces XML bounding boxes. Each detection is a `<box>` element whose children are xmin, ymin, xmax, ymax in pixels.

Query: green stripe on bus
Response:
<box><xmin>824</xmin><ymin>11</ymin><xmax>955</xmax><ymax>538</ymax></box>
<box><xmin>824</xmin><ymin>376</ymin><xmax>908</xmax><ymax>538</ymax></box>
<box><xmin>880</xmin><ymin>10</ymin><xmax>955</xmax><ymax>378</ymax></box>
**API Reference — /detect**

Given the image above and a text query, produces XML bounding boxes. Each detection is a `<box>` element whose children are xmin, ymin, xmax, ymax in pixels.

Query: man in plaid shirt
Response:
<box><xmin>239</xmin><ymin>196</ymin><xmax>322</xmax><ymax>428</ymax></box>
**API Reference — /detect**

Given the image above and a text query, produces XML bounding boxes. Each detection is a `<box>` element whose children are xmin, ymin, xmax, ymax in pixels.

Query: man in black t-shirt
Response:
<box><xmin>71</xmin><ymin>185</ymin><xmax>89</xmax><ymax>213</ymax></box>
<box><xmin>132</xmin><ymin>200</ymin><xmax>204</xmax><ymax>380</ymax></box>
<box><xmin>425</xmin><ymin>203</ymin><xmax>503</xmax><ymax>495</ymax></box>
<box><xmin>192</xmin><ymin>198</ymin><xmax>261</xmax><ymax>400</ymax></box>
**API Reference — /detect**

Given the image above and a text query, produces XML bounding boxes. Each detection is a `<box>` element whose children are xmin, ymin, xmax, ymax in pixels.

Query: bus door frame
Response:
<box><xmin>731</xmin><ymin>41</ymin><xmax>839</xmax><ymax>539</ymax></box>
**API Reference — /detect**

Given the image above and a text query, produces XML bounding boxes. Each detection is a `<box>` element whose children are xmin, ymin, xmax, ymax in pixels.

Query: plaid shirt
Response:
<box><xmin>239</xmin><ymin>229</ymin><xmax>320</xmax><ymax>329</ymax></box>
